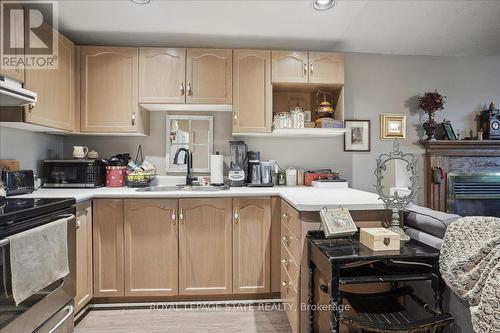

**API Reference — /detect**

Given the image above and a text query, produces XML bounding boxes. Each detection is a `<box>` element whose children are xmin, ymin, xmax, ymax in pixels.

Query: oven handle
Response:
<box><xmin>0</xmin><ymin>214</ymin><xmax>75</xmax><ymax>247</ymax></box>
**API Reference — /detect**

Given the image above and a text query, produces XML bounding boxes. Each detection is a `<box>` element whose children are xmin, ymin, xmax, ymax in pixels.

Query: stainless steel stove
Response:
<box><xmin>0</xmin><ymin>197</ymin><xmax>76</xmax><ymax>333</ymax></box>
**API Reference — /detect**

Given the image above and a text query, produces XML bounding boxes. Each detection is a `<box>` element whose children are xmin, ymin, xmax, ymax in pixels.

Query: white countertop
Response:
<box><xmin>16</xmin><ymin>186</ymin><xmax>385</xmax><ymax>212</ymax></box>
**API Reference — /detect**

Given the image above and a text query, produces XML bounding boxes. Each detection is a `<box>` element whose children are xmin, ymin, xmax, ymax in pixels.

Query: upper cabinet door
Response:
<box><xmin>0</xmin><ymin>3</ymin><xmax>24</xmax><ymax>83</ymax></box>
<box><xmin>186</xmin><ymin>49</ymin><xmax>232</xmax><ymax>104</ymax></box>
<box><xmin>233</xmin><ymin>50</ymin><xmax>272</xmax><ymax>133</ymax></box>
<box><xmin>272</xmin><ymin>51</ymin><xmax>308</xmax><ymax>83</ymax></box>
<box><xmin>80</xmin><ymin>47</ymin><xmax>139</xmax><ymax>133</ymax></box>
<box><xmin>124</xmin><ymin>199</ymin><xmax>178</xmax><ymax>297</ymax></box>
<box><xmin>178</xmin><ymin>198</ymin><xmax>233</xmax><ymax>295</ymax></box>
<box><xmin>25</xmin><ymin>29</ymin><xmax>74</xmax><ymax>131</ymax></box>
<box><xmin>308</xmin><ymin>52</ymin><xmax>344</xmax><ymax>85</ymax></box>
<box><xmin>139</xmin><ymin>48</ymin><xmax>186</xmax><ymax>104</ymax></box>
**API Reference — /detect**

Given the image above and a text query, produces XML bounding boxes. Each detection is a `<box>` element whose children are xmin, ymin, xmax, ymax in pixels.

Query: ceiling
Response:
<box><xmin>49</xmin><ymin>0</ymin><xmax>500</xmax><ymax>56</ymax></box>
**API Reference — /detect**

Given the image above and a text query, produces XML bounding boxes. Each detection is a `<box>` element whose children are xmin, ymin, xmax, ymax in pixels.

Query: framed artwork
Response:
<box><xmin>344</xmin><ymin>120</ymin><xmax>370</xmax><ymax>152</ymax></box>
<box><xmin>442</xmin><ymin>122</ymin><xmax>458</xmax><ymax>140</ymax></box>
<box><xmin>380</xmin><ymin>114</ymin><xmax>406</xmax><ymax>140</ymax></box>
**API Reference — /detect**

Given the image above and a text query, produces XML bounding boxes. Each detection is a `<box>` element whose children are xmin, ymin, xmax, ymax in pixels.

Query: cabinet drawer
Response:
<box><xmin>281</xmin><ymin>222</ymin><xmax>301</xmax><ymax>264</ymax></box>
<box><xmin>281</xmin><ymin>265</ymin><xmax>299</xmax><ymax>333</ymax></box>
<box><xmin>281</xmin><ymin>200</ymin><xmax>300</xmax><ymax>238</ymax></box>
<box><xmin>281</xmin><ymin>243</ymin><xmax>300</xmax><ymax>290</ymax></box>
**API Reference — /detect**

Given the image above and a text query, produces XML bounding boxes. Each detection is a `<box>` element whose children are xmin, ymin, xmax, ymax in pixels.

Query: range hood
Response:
<box><xmin>0</xmin><ymin>76</ymin><xmax>37</xmax><ymax>106</ymax></box>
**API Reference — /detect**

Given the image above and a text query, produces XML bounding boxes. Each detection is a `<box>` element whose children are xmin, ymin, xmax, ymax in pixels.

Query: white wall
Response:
<box><xmin>0</xmin><ymin>127</ymin><xmax>64</xmax><ymax>175</ymax></box>
<box><xmin>63</xmin><ymin>112</ymin><xmax>354</xmax><ymax>182</ymax></box>
<box><xmin>346</xmin><ymin>53</ymin><xmax>500</xmax><ymax>203</ymax></box>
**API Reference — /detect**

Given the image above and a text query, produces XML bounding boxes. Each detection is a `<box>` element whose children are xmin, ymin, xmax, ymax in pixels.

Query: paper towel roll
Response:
<box><xmin>210</xmin><ymin>153</ymin><xmax>224</xmax><ymax>185</ymax></box>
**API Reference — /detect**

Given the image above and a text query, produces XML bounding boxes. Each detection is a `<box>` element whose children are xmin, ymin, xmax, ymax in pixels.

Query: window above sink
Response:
<box><xmin>166</xmin><ymin>115</ymin><xmax>214</xmax><ymax>174</ymax></box>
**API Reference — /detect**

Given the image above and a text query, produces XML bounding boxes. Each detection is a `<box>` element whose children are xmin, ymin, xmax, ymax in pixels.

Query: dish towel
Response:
<box><xmin>7</xmin><ymin>216</ymin><xmax>71</xmax><ymax>305</ymax></box>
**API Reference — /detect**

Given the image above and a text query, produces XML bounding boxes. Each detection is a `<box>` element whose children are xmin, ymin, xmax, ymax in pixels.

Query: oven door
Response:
<box><xmin>0</xmin><ymin>210</ymin><xmax>76</xmax><ymax>333</ymax></box>
<box><xmin>43</xmin><ymin>161</ymin><xmax>91</xmax><ymax>188</ymax></box>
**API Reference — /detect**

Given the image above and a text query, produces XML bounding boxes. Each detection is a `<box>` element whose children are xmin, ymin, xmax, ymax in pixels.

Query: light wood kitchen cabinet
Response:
<box><xmin>233</xmin><ymin>197</ymin><xmax>271</xmax><ymax>294</ymax></box>
<box><xmin>74</xmin><ymin>201</ymin><xmax>92</xmax><ymax>313</ymax></box>
<box><xmin>272</xmin><ymin>51</ymin><xmax>344</xmax><ymax>85</ymax></box>
<box><xmin>79</xmin><ymin>46</ymin><xmax>148</xmax><ymax>134</ymax></box>
<box><xmin>124</xmin><ymin>199</ymin><xmax>179</xmax><ymax>297</ymax></box>
<box><xmin>25</xmin><ymin>30</ymin><xmax>75</xmax><ymax>131</ymax></box>
<box><xmin>139</xmin><ymin>48</ymin><xmax>186</xmax><ymax>104</ymax></box>
<box><xmin>232</xmin><ymin>50</ymin><xmax>272</xmax><ymax>133</ymax></box>
<box><xmin>186</xmin><ymin>49</ymin><xmax>232</xmax><ymax>104</ymax></box>
<box><xmin>308</xmin><ymin>52</ymin><xmax>344</xmax><ymax>85</ymax></box>
<box><xmin>93</xmin><ymin>199</ymin><xmax>124</xmax><ymax>297</ymax></box>
<box><xmin>272</xmin><ymin>51</ymin><xmax>309</xmax><ymax>83</ymax></box>
<box><xmin>0</xmin><ymin>2</ymin><xmax>24</xmax><ymax>83</ymax></box>
<box><xmin>178</xmin><ymin>198</ymin><xmax>233</xmax><ymax>295</ymax></box>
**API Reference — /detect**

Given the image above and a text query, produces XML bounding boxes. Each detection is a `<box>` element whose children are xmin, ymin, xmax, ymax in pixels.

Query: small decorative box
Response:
<box><xmin>315</xmin><ymin>118</ymin><xmax>344</xmax><ymax>128</ymax></box>
<box><xmin>360</xmin><ymin>228</ymin><xmax>400</xmax><ymax>251</ymax></box>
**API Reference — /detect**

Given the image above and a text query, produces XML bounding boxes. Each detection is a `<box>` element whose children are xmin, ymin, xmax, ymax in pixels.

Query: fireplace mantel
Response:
<box><xmin>421</xmin><ymin>140</ymin><xmax>500</xmax><ymax>156</ymax></box>
<box><xmin>421</xmin><ymin>140</ymin><xmax>500</xmax><ymax>211</ymax></box>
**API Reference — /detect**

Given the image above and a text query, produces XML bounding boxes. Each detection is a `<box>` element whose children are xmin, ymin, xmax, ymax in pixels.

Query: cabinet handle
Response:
<box><xmin>171</xmin><ymin>209</ymin><xmax>176</xmax><ymax>225</ymax></box>
<box><xmin>180</xmin><ymin>83</ymin><xmax>185</xmax><ymax>96</ymax></box>
<box><xmin>282</xmin><ymin>236</ymin><xmax>290</xmax><ymax>244</ymax></box>
<box><xmin>187</xmin><ymin>83</ymin><xmax>192</xmax><ymax>96</ymax></box>
<box><xmin>75</xmin><ymin>217</ymin><xmax>81</xmax><ymax>229</ymax></box>
<box><xmin>282</xmin><ymin>258</ymin><xmax>289</xmax><ymax>265</ymax></box>
<box><xmin>233</xmin><ymin>112</ymin><xmax>238</xmax><ymax>121</ymax></box>
<box><xmin>179</xmin><ymin>208</ymin><xmax>184</xmax><ymax>224</ymax></box>
<box><xmin>282</xmin><ymin>281</ymin><xmax>290</xmax><ymax>288</ymax></box>
<box><xmin>303</xmin><ymin>63</ymin><xmax>308</xmax><ymax>76</ymax></box>
<box><xmin>234</xmin><ymin>209</ymin><xmax>239</xmax><ymax>224</ymax></box>
<box><xmin>28</xmin><ymin>104</ymin><xmax>34</xmax><ymax>113</ymax></box>
<box><xmin>131</xmin><ymin>112</ymin><xmax>136</xmax><ymax>126</ymax></box>
<box><xmin>310</xmin><ymin>63</ymin><xmax>314</xmax><ymax>76</ymax></box>
<box><xmin>282</xmin><ymin>213</ymin><xmax>289</xmax><ymax>221</ymax></box>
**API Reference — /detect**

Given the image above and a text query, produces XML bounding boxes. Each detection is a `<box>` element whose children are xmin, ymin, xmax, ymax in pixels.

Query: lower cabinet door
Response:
<box><xmin>233</xmin><ymin>197</ymin><xmax>271</xmax><ymax>294</ymax></box>
<box><xmin>178</xmin><ymin>198</ymin><xmax>233</xmax><ymax>295</ymax></box>
<box><xmin>93</xmin><ymin>199</ymin><xmax>124</xmax><ymax>297</ymax></box>
<box><xmin>74</xmin><ymin>201</ymin><xmax>92</xmax><ymax>312</ymax></box>
<box><xmin>124</xmin><ymin>199</ymin><xmax>179</xmax><ymax>296</ymax></box>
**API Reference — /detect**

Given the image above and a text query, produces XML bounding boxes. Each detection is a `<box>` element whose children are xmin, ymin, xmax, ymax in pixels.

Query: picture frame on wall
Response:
<box><xmin>344</xmin><ymin>120</ymin><xmax>371</xmax><ymax>152</ymax></box>
<box><xmin>380</xmin><ymin>114</ymin><xmax>406</xmax><ymax>140</ymax></box>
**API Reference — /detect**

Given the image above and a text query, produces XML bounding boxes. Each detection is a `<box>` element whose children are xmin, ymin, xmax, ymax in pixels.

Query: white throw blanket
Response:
<box><xmin>440</xmin><ymin>216</ymin><xmax>500</xmax><ymax>333</ymax></box>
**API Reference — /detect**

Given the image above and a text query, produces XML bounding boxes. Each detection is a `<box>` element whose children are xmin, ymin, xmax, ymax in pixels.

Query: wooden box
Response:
<box><xmin>360</xmin><ymin>228</ymin><xmax>400</xmax><ymax>251</ymax></box>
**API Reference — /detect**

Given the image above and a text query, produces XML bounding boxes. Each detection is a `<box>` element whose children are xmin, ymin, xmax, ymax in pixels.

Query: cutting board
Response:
<box><xmin>0</xmin><ymin>160</ymin><xmax>20</xmax><ymax>171</ymax></box>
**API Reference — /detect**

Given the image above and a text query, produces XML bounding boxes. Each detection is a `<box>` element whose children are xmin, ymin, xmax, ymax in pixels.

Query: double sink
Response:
<box><xmin>136</xmin><ymin>185</ymin><xmax>230</xmax><ymax>192</ymax></box>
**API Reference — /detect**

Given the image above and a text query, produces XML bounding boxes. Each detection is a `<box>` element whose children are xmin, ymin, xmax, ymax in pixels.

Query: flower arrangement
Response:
<box><xmin>418</xmin><ymin>90</ymin><xmax>446</xmax><ymax>140</ymax></box>
<box><xmin>418</xmin><ymin>91</ymin><xmax>446</xmax><ymax>113</ymax></box>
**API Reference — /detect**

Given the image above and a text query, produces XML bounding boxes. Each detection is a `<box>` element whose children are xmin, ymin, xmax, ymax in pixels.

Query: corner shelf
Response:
<box><xmin>232</xmin><ymin>128</ymin><xmax>348</xmax><ymax>138</ymax></box>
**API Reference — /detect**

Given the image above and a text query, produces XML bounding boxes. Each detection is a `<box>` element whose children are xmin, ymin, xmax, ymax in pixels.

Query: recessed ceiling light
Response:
<box><xmin>131</xmin><ymin>0</ymin><xmax>151</xmax><ymax>4</ymax></box>
<box><xmin>312</xmin><ymin>0</ymin><xmax>335</xmax><ymax>11</ymax></box>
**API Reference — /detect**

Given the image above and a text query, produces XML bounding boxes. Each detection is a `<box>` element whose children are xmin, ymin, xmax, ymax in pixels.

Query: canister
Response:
<box><xmin>106</xmin><ymin>166</ymin><xmax>126</xmax><ymax>187</ymax></box>
<box><xmin>286</xmin><ymin>168</ymin><xmax>297</xmax><ymax>186</ymax></box>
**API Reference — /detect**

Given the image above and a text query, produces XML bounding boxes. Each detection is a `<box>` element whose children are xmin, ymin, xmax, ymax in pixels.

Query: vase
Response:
<box><xmin>423</xmin><ymin>112</ymin><xmax>437</xmax><ymax>140</ymax></box>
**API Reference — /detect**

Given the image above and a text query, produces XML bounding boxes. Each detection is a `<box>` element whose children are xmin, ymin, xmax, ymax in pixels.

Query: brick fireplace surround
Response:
<box><xmin>422</xmin><ymin>140</ymin><xmax>500</xmax><ymax>216</ymax></box>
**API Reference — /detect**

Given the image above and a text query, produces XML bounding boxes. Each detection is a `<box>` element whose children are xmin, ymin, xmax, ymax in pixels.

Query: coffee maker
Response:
<box><xmin>228</xmin><ymin>141</ymin><xmax>247</xmax><ymax>187</ymax></box>
<box><xmin>247</xmin><ymin>151</ymin><xmax>261</xmax><ymax>184</ymax></box>
<box><xmin>245</xmin><ymin>153</ymin><xmax>275</xmax><ymax>187</ymax></box>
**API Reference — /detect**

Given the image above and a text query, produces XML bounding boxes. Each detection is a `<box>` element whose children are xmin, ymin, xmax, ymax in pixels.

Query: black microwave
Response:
<box><xmin>43</xmin><ymin>160</ymin><xmax>106</xmax><ymax>188</ymax></box>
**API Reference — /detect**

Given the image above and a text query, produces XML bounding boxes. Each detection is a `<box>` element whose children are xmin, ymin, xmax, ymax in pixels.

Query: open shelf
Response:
<box><xmin>232</xmin><ymin>128</ymin><xmax>348</xmax><ymax>138</ymax></box>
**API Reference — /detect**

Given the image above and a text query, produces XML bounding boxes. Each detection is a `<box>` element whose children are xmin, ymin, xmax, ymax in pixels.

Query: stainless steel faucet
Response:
<box><xmin>173</xmin><ymin>148</ymin><xmax>195</xmax><ymax>186</ymax></box>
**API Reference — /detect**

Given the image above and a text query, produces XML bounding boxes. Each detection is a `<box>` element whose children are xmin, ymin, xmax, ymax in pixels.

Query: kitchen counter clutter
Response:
<box><xmin>17</xmin><ymin>186</ymin><xmax>384</xmax><ymax>211</ymax></box>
